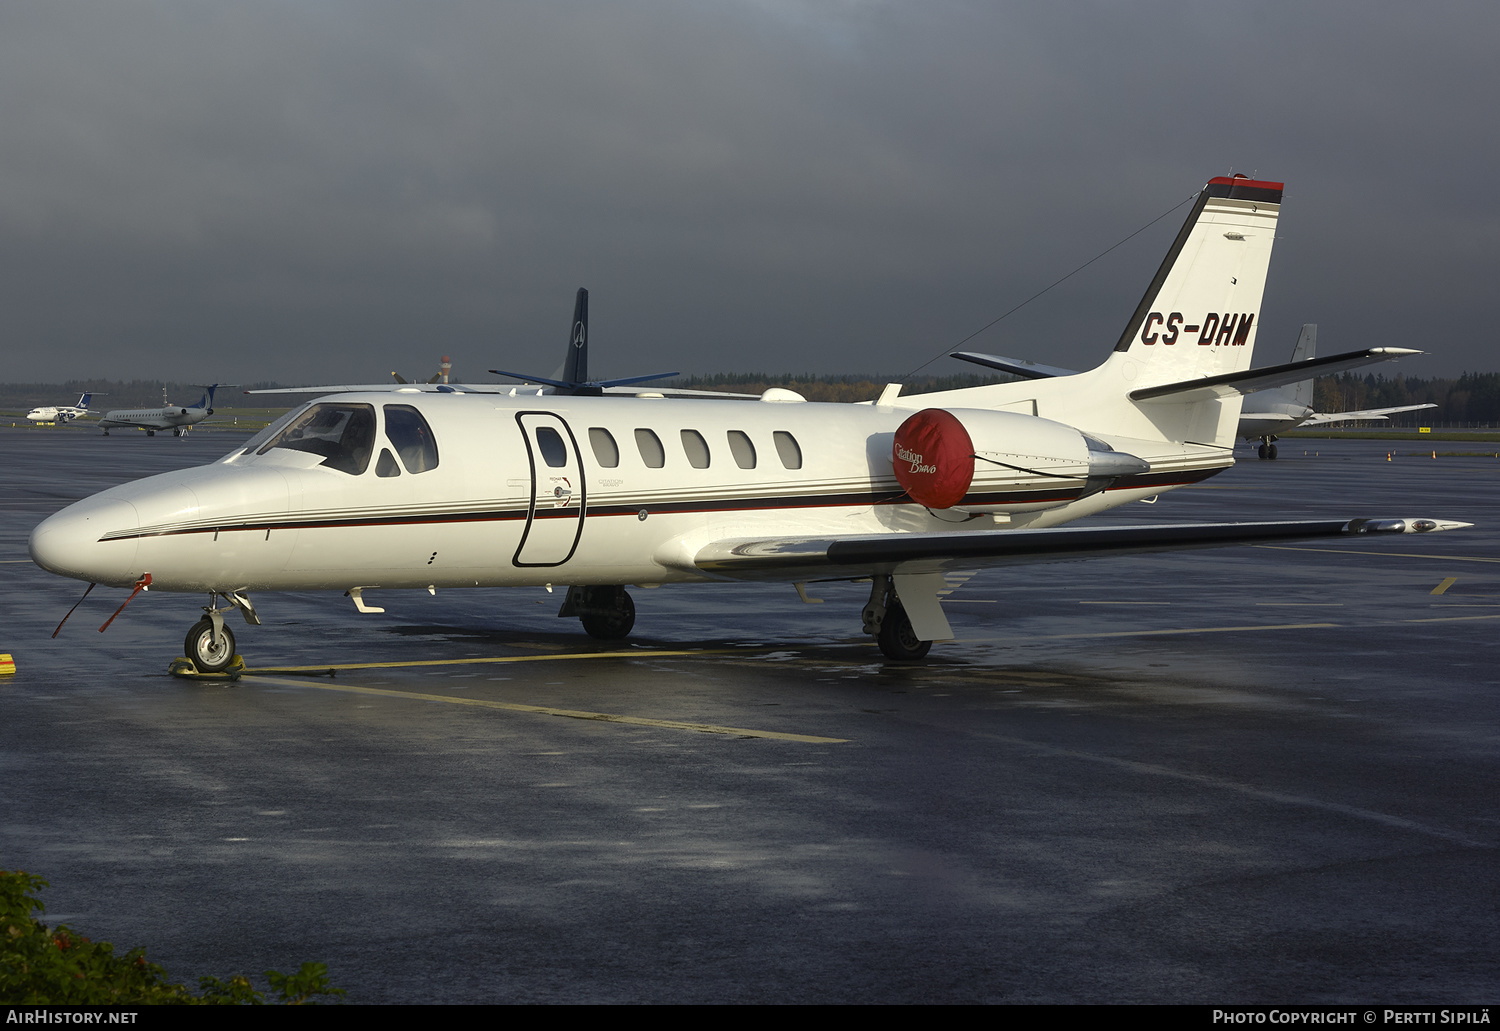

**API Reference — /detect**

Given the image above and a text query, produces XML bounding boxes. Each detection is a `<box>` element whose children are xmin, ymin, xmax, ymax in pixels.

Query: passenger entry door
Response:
<box><xmin>513</xmin><ymin>412</ymin><xmax>586</xmax><ymax>567</ymax></box>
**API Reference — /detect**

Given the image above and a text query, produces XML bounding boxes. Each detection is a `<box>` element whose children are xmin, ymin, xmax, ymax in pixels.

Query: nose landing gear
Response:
<box><xmin>185</xmin><ymin>616</ymin><xmax>236</xmax><ymax>673</ymax></box>
<box><xmin>183</xmin><ymin>592</ymin><xmax>259</xmax><ymax>673</ymax></box>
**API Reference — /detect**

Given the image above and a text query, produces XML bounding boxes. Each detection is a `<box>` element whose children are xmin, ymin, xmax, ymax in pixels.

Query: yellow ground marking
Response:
<box><xmin>1255</xmin><ymin>545</ymin><xmax>1500</xmax><ymax>564</ymax></box>
<box><xmin>1402</xmin><ymin>613</ymin><xmax>1500</xmax><ymax>624</ymax></box>
<box><xmin>0</xmin><ymin>559</ymin><xmax>35</xmax><ymax>563</ymax></box>
<box><xmin>246</xmin><ymin>648</ymin><xmax>732</xmax><ymax>673</ymax></box>
<box><xmin>244</xmin><ymin>675</ymin><xmax>847</xmax><ymax>743</ymax></box>
<box><xmin>1431</xmin><ymin>577</ymin><xmax>1459</xmax><ymax>595</ymax></box>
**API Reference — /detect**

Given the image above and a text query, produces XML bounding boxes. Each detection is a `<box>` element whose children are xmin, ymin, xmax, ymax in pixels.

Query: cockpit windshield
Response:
<box><xmin>256</xmin><ymin>402</ymin><xmax>376</xmax><ymax>475</ymax></box>
<box><xmin>232</xmin><ymin>404</ymin><xmax>312</xmax><ymax>459</ymax></box>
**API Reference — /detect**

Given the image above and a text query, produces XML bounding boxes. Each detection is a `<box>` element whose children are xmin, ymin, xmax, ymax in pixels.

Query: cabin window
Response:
<box><xmin>773</xmin><ymin>430</ymin><xmax>802</xmax><ymax>470</ymax></box>
<box><xmin>535</xmin><ymin>426</ymin><xmax>568</xmax><ymax>468</ymax></box>
<box><xmin>376</xmin><ymin>448</ymin><xmax>401</xmax><ymax>477</ymax></box>
<box><xmin>727</xmin><ymin>430</ymin><xmax>756</xmax><ymax>469</ymax></box>
<box><xmin>257</xmin><ymin>402</ymin><xmax>376</xmax><ymax>476</ymax></box>
<box><xmin>681</xmin><ymin>429</ymin><xmax>710</xmax><ymax>469</ymax></box>
<box><xmin>634</xmin><ymin>428</ymin><xmax>665</xmax><ymax>468</ymax></box>
<box><xmin>589</xmin><ymin>427</ymin><xmax>619</xmax><ymax>468</ymax></box>
<box><xmin>383</xmin><ymin>404</ymin><xmax>439</xmax><ymax>473</ymax></box>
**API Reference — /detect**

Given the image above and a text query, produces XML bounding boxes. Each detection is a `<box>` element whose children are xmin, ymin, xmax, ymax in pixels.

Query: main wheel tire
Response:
<box><xmin>1268</xmin><ymin>444</ymin><xmax>1278</xmax><ymax>460</ymax></box>
<box><xmin>580</xmin><ymin>589</ymin><xmax>635</xmax><ymax>640</ymax></box>
<box><xmin>185</xmin><ymin>618</ymin><xmax>237</xmax><ymax>673</ymax></box>
<box><xmin>877</xmin><ymin>601</ymin><xmax>932</xmax><ymax>662</ymax></box>
<box><xmin>1257</xmin><ymin>443</ymin><xmax>1268</xmax><ymax>460</ymax></box>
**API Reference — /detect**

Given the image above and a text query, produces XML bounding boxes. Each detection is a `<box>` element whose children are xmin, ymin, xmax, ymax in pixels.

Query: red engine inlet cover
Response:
<box><xmin>892</xmin><ymin>408</ymin><xmax>975</xmax><ymax>509</ymax></box>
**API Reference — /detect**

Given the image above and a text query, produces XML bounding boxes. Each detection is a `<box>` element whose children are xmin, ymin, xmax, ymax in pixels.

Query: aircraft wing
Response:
<box><xmin>246</xmin><ymin>384</ymin><xmax>507</xmax><ymax>395</ymax></box>
<box><xmin>689</xmin><ymin>517</ymin><xmax>1470</xmax><ymax>581</ymax></box>
<box><xmin>1302</xmin><ymin>403</ymin><xmax>1438</xmax><ymax>426</ymax></box>
<box><xmin>1130</xmin><ymin>347</ymin><xmax>1423</xmax><ymax>403</ymax></box>
<box><xmin>244</xmin><ymin>383</ymin><xmax>758</xmax><ymax>399</ymax></box>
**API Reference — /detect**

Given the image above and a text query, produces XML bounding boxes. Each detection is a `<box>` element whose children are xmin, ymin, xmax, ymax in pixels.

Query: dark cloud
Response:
<box><xmin>1</xmin><ymin>1</ymin><xmax>1495</xmax><ymax>386</ymax></box>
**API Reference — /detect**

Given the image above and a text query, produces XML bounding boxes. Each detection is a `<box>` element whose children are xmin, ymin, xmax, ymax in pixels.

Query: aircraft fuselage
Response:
<box><xmin>30</xmin><ymin>391</ymin><xmax>1220</xmax><ymax>594</ymax></box>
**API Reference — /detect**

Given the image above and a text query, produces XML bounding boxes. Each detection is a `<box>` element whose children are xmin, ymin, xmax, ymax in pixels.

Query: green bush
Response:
<box><xmin>1</xmin><ymin>870</ymin><xmax>344</xmax><ymax>1005</ymax></box>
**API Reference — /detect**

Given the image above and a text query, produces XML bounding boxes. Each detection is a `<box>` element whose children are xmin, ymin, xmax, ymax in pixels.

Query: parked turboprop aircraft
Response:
<box><xmin>30</xmin><ymin>175</ymin><xmax>1470</xmax><ymax>671</ymax></box>
<box><xmin>98</xmin><ymin>386</ymin><xmax>222</xmax><ymax>437</ymax></box>
<box><xmin>26</xmin><ymin>393</ymin><xmax>93</xmax><ymax>424</ymax></box>
<box><xmin>954</xmin><ymin>326</ymin><xmax>1434</xmax><ymax>460</ymax></box>
<box><xmin>1235</xmin><ymin>325</ymin><xmax>1436</xmax><ymax>459</ymax></box>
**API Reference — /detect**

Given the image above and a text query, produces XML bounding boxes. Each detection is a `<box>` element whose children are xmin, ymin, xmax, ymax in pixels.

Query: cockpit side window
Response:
<box><xmin>257</xmin><ymin>403</ymin><xmax>376</xmax><ymax>475</ymax></box>
<box><xmin>383</xmin><ymin>404</ymin><xmax>439</xmax><ymax>473</ymax></box>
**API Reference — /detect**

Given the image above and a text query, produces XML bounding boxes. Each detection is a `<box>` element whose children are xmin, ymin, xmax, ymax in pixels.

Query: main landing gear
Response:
<box><xmin>1256</xmin><ymin>436</ymin><xmax>1279</xmax><ymax>460</ymax></box>
<box><xmin>862</xmin><ymin>574</ymin><xmax>932</xmax><ymax>662</ymax></box>
<box><xmin>559</xmin><ymin>585</ymin><xmax>636</xmax><ymax>640</ymax></box>
<box><xmin>556</xmin><ymin>579</ymin><xmax>939</xmax><ymax>661</ymax></box>
<box><xmin>184</xmin><ymin>592</ymin><xmax>260</xmax><ymax>673</ymax></box>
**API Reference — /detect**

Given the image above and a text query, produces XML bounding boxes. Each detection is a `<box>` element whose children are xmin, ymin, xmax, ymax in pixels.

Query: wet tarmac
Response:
<box><xmin>1</xmin><ymin>426</ymin><xmax>1496</xmax><ymax>1002</ymax></box>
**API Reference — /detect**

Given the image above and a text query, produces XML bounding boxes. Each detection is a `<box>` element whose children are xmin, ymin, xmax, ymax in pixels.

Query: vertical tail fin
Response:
<box><xmin>1289</xmin><ymin>324</ymin><xmax>1317</xmax><ymax>408</ymax></box>
<box><xmin>918</xmin><ymin>175</ymin><xmax>1285</xmax><ymax>447</ymax></box>
<box><xmin>1108</xmin><ymin>175</ymin><xmax>1283</xmax><ymax>386</ymax></box>
<box><xmin>563</xmin><ymin>287</ymin><xmax>588</xmax><ymax>385</ymax></box>
<box><xmin>77</xmin><ymin>393</ymin><xmax>91</xmax><ymax>409</ymax></box>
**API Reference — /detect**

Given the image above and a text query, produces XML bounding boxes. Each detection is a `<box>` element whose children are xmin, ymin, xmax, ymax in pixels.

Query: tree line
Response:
<box><xmin>4</xmin><ymin>372</ymin><xmax>1497</xmax><ymax>425</ymax></box>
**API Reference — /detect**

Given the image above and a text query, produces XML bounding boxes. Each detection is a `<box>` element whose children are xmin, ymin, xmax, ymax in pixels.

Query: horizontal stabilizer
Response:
<box><xmin>693</xmin><ymin>517</ymin><xmax>1470</xmax><ymax>580</ymax></box>
<box><xmin>950</xmin><ymin>352</ymin><xmax>1077</xmax><ymax>380</ymax></box>
<box><xmin>1302</xmin><ymin>403</ymin><xmax>1438</xmax><ymax>426</ymax></box>
<box><xmin>1130</xmin><ymin>348</ymin><xmax>1423</xmax><ymax>403</ymax></box>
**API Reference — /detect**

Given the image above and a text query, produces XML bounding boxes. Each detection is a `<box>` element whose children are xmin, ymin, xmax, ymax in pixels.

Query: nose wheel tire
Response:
<box><xmin>877</xmin><ymin>601</ymin><xmax>932</xmax><ymax>662</ymax></box>
<box><xmin>185</xmin><ymin>618</ymin><xmax>237</xmax><ymax>674</ymax></box>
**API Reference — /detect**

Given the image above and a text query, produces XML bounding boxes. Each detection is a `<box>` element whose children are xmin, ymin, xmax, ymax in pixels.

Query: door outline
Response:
<box><xmin>512</xmin><ymin>411</ymin><xmax>588</xmax><ymax>567</ymax></box>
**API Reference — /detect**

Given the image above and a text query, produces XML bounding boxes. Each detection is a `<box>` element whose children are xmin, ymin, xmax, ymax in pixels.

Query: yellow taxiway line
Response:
<box><xmin>244</xmin><ymin>674</ymin><xmax>847</xmax><ymax>744</ymax></box>
<box><xmin>246</xmin><ymin>648</ymin><xmax>730</xmax><ymax>673</ymax></box>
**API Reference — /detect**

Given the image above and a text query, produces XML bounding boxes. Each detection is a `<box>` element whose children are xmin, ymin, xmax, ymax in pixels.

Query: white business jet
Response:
<box><xmin>30</xmin><ymin>175</ymin><xmax>1469</xmax><ymax>671</ymax></box>
<box><xmin>26</xmin><ymin>392</ymin><xmax>94</xmax><ymax>424</ymax></box>
<box><xmin>98</xmin><ymin>385</ymin><xmax>223</xmax><ymax>437</ymax></box>
<box><xmin>1234</xmin><ymin>325</ymin><xmax>1437</xmax><ymax>459</ymax></box>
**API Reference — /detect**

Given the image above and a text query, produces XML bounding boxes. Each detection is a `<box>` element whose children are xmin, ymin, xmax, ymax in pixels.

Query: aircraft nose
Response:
<box><xmin>30</xmin><ymin>497</ymin><xmax>142</xmax><ymax>587</ymax></box>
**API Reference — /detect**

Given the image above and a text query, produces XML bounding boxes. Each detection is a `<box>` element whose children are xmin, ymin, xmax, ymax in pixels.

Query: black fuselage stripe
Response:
<box><xmin>98</xmin><ymin>468</ymin><xmax>1220</xmax><ymax>542</ymax></box>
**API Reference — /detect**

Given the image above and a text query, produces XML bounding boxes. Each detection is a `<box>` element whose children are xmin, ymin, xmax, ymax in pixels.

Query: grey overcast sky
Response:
<box><xmin>1</xmin><ymin>1</ymin><xmax>1495</xmax><ymax>386</ymax></box>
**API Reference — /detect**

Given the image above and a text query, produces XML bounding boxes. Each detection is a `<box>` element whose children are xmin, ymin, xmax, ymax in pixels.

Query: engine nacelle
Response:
<box><xmin>891</xmin><ymin>408</ymin><xmax>1149</xmax><ymax>513</ymax></box>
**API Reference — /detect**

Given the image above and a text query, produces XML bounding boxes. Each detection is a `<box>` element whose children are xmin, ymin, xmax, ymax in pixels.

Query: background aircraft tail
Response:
<box><xmin>562</xmin><ymin>287</ymin><xmax>588</xmax><ymax>384</ymax></box>
<box><xmin>1288</xmin><ymin>323</ymin><xmax>1316</xmax><ymax>409</ymax></box>
<box><xmin>77</xmin><ymin>392</ymin><xmax>92</xmax><ymax>409</ymax></box>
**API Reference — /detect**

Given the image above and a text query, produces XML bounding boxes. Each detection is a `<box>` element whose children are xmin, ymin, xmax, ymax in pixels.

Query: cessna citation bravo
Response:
<box><xmin>29</xmin><ymin>175</ymin><xmax>1470</xmax><ymax>670</ymax></box>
